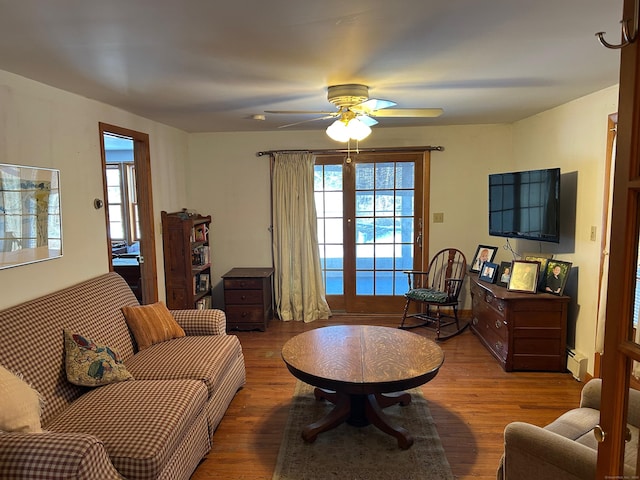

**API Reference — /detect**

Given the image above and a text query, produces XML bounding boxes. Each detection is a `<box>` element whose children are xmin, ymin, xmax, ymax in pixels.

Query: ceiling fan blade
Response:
<box><xmin>265</xmin><ymin>110</ymin><xmax>337</xmax><ymax>115</ymax></box>
<box><xmin>277</xmin><ymin>115</ymin><xmax>336</xmax><ymax>128</ymax></box>
<box><xmin>370</xmin><ymin>108</ymin><xmax>444</xmax><ymax>118</ymax></box>
<box><xmin>350</xmin><ymin>98</ymin><xmax>396</xmax><ymax>115</ymax></box>
<box><xmin>357</xmin><ymin>115</ymin><xmax>378</xmax><ymax>126</ymax></box>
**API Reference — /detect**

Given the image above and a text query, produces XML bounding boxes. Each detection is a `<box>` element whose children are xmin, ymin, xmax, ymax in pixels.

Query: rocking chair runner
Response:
<box><xmin>399</xmin><ymin>248</ymin><xmax>468</xmax><ymax>340</ymax></box>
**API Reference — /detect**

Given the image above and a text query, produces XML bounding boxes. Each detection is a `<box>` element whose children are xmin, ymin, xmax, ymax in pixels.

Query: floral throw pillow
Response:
<box><xmin>64</xmin><ymin>330</ymin><xmax>134</xmax><ymax>387</ymax></box>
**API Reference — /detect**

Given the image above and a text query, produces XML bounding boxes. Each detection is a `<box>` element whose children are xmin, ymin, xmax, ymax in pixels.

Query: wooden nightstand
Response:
<box><xmin>222</xmin><ymin>267</ymin><xmax>274</xmax><ymax>331</ymax></box>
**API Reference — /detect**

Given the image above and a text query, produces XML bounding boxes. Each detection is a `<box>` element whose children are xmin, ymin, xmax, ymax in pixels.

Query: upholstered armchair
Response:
<box><xmin>497</xmin><ymin>378</ymin><xmax>640</xmax><ymax>480</ymax></box>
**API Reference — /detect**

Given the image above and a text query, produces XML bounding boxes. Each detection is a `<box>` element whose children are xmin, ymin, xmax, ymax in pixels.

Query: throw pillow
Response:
<box><xmin>64</xmin><ymin>330</ymin><xmax>134</xmax><ymax>387</ymax></box>
<box><xmin>122</xmin><ymin>301</ymin><xmax>186</xmax><ymax>351</ymax></box>
<box><xmin>0</xmin><ymin>365</ymin><xmax>44</xmax><ymax>433</ymax></box>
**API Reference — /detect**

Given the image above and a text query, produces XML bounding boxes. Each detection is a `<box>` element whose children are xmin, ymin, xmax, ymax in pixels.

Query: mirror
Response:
<box><xmin>0</xmin><ymin>164</ymin><xmax>62</xmax><ymax>269</ymax></box>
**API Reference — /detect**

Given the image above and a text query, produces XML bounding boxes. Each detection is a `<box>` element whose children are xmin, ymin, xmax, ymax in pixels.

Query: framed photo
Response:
<box><xmin>479</xmin><ymin>261</ymin><xmax>499</xmax><ymax>283</ymax></box>
<box><xmin>542</xmin><ymin>260</ymin><xmax>572</xmax><ymax>295</ymax></box>
<box><xmin>497</xmin><ymin>261</ymin><xmax>512</xmax><ymax>287</ymax></box>
<box><xmin>470</xmin><ymin>245</ymin><xmax>498</xmax><ymax>273</ymax></box>
<box><xmin>524</xmin><ymin>254</ymin><xmax>552</xmax><ymax>291</ymax></box>
<box><xmin>507</xmin><ymin>260</ymin><xmax>540</xmax><ymax>293</ymax></box>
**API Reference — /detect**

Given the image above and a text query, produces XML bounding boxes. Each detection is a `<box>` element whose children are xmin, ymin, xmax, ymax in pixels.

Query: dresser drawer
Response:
<box><xmin>224</xmin><ymin>278</ymin><xmax>263</xmax><ymax>290</ymax></box>
<box><xmin>472</xmin><ymin>308</ymin><xmax>508</xmax><ymax>343</ymax></box>
<box><xmin>225</xmin><ymin>289</ymin><xmax>263</xmax><ymax>305</ymax></box>
<box><xmin>472</xmin><ymin>316</ymin><xmax>508</xmax><ymax>363</ymax></box>
<box><xmin>226</xmin><ymin>305</ymin><xmax>265</xmax><ymax>323</ymax></box>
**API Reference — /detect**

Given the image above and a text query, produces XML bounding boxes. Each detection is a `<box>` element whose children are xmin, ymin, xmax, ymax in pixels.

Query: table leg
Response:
<box><xmin>365</xmin><ymin>393</ymin><xmax>414</xmax><ymax>449</ymax></box>
<box><xmin>301</xmin><ymin>388</ymin><xmax>351</xmax><ymax>443</ymax></box>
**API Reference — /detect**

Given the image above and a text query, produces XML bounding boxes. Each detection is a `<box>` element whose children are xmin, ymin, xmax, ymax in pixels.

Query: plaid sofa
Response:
<box><xmin>0</xmin><ymin>272</ymin><xmax>246</xmax><ymax>479</ymax></box>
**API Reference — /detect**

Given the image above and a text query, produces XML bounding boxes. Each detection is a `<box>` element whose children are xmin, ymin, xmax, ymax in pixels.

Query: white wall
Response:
<box><xmin>511</xmin><ymin>85</ymin><xmax>619</xmax><ymax>375</ymax></box>
<box><xmin>0</xmin><ymin>70</ymin><xmax>189</xmax><ymax>309</ymax></box>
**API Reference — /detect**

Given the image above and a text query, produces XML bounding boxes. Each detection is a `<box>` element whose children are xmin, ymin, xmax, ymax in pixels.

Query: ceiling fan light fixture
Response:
<box><xmin>326</xmin><ymin>117</ymin><xmax>372</xmax><ymax>142</ymax></box>
<box><xmin>326</xmin><ymin>119</ymin><xmax>351</xmax><ymax>142</ymax></box>
<box><xmin>347</xmin><ymin>117</ymin><xmax>372</xmax><ymax>141</ymax></box>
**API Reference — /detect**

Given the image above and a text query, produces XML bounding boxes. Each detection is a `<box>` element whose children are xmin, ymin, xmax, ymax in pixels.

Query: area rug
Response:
<box><xmin>272</xmin><ymin>381</ymin><xmax>455</xmax><ymax>480</ymax></box>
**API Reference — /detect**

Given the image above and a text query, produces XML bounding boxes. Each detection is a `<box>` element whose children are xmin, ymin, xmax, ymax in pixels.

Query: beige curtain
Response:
<box><xmin>272</xmin><ymin>153</ymin><xmax>331</xmax><ymax>322</ymax></box>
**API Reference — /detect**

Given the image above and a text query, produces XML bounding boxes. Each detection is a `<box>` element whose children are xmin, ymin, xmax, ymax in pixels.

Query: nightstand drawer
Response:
<box><xmin>224</xmin><ymin>278</ymin><xmax>263</xmax><ymax>290</ymax></box>
<box><xmin>225</xmin><ymin>289</ymin><xmax>263</xmax><ymax>304</ymax></box>
<box><xmin>226</xmin><ymin>305</ymin><xmax>264</xmax><ymax>323</ymax></box>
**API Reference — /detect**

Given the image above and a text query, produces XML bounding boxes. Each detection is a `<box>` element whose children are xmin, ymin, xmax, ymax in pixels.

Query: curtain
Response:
<box><xmin>596</xmin><ymin>132</ymin><xmax>616</xmax><ymax>354</ymax></box>
<box><xmin>272</xmin><ymin>153</ymin><xmax>331</xmax><ymax>322</ymax></box>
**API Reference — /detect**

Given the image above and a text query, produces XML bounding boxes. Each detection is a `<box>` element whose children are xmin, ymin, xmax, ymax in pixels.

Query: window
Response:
<box><xmin>106</xmin><ymin>163</ymin><xmax>138</xmax><ymax>244</ymax></box>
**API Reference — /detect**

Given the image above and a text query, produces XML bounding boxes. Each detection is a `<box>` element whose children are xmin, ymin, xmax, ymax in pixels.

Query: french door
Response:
<box><xmin>597</xmin><ymin>0</ymin><xmax>640</xmax><ymax>475</ymax></box>
<box><xmin>314</xmin><ymin>152</ymin><xmax>428</xmax><ymax>313</ymax></box>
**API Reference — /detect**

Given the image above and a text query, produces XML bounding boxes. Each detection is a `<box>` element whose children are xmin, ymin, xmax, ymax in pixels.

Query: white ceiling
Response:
<box><xmin>0</xmin><ymin>0</ymin><xmax>624</xmax><ymax>133</ymax></box>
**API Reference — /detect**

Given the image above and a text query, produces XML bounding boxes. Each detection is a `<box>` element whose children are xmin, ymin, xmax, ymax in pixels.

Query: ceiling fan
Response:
<box><xmin>265</xmin><ymin>84</ymin><xmax>443</xmax><ymax>142</ymax></box>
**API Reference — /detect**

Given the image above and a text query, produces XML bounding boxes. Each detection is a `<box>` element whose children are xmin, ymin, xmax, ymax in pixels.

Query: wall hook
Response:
<box><xmin>597</xmin><ymin>1</ymin><xmax>639</xmax><ymax>50</ymax></box>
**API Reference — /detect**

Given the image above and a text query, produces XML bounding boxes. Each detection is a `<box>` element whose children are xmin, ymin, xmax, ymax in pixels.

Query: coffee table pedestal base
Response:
<box><xmin>301</xmin><ymin>388</ymin><xmax>414</xmax><ymax>449</ymax></box>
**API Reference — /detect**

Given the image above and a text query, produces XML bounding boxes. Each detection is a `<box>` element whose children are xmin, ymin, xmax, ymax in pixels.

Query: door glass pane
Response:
<box><xmin>355</xmin><ymin>160</ymin><xmax>415</xmax><ymax>296</ymax></box>
<box><xmin>375</xmin><ymin>163</ymin><xmax>395</xmax><ymax>189</ymax></box>
<box><xmin>315</xmin><ymin>164</ymin><xmax>344</xmax><ymax>295</ymax></box>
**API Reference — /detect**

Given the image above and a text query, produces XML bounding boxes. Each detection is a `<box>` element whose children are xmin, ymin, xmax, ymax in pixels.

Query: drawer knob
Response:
<box><xmin>241</xmin><ymin>295</ymin><xmax>247</xmax><ymax>300</ymax></box>
<box><xmin>495</xmin><ymin>320</ymin><xmax>502</xmax><ymax>329</ymax></box>
<box><xmin>472</xmin><ymin>317</ymin><xmax>478</xmax><ymax>326</ymax></box>
<box><xmin>495</xmin><ymin>341</ymin><xmax>503</xmax><ymax>351</ymax></box>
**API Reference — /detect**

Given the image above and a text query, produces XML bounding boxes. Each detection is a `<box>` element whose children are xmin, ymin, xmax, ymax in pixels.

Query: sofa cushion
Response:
<box><xmin>45</xmin><ymin>379</ymin><xmax>208</xmax><ymax>480</ymax></box>
<box><xmin>0</xmin><ymin>365</ymin><xmax>43</xmax><ymax>433</ymax></box>
<box><xmin>64</xmin><ymin>330</ymin><xmax>134</xmax><ymax>387</ymax></box>
<box><xmin>124</xmin><ymin>335</ymin><xmax>243</xmax><ymax>399</ymax></box>
<box><xmin>122</xmin><ymin>302</ymin><xmax>186</xmax><ymax>351</ymax></box>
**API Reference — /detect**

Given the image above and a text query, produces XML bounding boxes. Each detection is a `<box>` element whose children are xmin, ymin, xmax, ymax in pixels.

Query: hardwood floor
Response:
<box><xmin>191</xmin><ymin>314</ymin><xmax>585</xmax><ymax>479</ymax></box>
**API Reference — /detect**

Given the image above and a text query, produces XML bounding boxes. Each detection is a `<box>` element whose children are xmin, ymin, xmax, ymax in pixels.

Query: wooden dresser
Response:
<box><xmin>469</xmin><ymin>275</ymin><xmax>569</xmax><ymax>372</ymax></box>
<box><xmin>222</xmin><ymin>267</ymin><xmax>274</xmax><ymax>331</ymax></box>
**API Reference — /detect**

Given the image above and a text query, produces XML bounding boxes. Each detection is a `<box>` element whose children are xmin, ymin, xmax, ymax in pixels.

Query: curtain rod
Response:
<box><xmin>256</xmin><ymin>145</ymin><xmax>444</xmax><ymax>157</ymax></box>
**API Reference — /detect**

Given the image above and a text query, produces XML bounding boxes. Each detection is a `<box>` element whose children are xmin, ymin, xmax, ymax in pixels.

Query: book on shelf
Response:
<box><xmin>193</xmin><ymin>224</ymin><xmax>208</xmax><ymax>242</ymax></box>
<box><xmin>195</xmin><ymin>295</ymin><xmax>212</xmax><ymax>310</ymax></box>
<box><xmin>191</xmin><ymin>245</ymin><xmax>210</xmax><ymax>266</ymax></box>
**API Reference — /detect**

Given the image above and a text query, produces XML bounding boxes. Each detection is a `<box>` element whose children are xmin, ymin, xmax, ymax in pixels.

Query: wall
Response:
<box><xmin>511</xmin><ymin>85</ymin><xmax>619</xmax><ymax>375</ymax></box>
<box><xmin>0</xmin><ymin>70</ymin><xmax>189</xmax><ymax>309</ymax></box>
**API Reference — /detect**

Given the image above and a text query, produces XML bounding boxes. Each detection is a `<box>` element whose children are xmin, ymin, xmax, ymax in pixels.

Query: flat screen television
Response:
<box><xmin>489</xmin><ymin>167</ymin><xmax>561</xmax><ymax>243</ymax></box>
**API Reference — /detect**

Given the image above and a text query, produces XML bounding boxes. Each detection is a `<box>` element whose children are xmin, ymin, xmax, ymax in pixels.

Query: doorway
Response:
<box><xmin>99</xmin><ymin>123</ymin><xmax>158</xmax><ymax>304</ymax></box>
<box><xmin>315</xmin><ymin>152</ymin><xmax>428</xmax><ymax>313</ymax></box>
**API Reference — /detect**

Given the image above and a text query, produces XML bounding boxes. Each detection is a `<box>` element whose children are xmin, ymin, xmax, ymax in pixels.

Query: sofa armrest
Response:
<box><xmin>0</xmin><ymin>431</ymin><xmax>122</xmax><ymax>479</ymax></box>
<box><xmin>502</xmin><ymin>422</ymin><xmax>597</xmax><ymax>480</ymax></box>
<box><xmin>170</xmin><ymin>308</ymin><xmax>227</xmax><ymax>335</ymax></box>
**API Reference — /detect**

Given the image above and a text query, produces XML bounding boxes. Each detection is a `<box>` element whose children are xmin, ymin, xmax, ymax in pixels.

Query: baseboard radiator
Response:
<box><xmin>566</xmin><ymin>349</ymin><xmax>587</xmax><ymax>381</ymax></box>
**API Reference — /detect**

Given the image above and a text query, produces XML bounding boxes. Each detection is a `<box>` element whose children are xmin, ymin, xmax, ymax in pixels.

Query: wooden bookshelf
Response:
<box><xmin>161</xmin><ymin>210</ymin><xmax>212</xmax><ymax>309</ymax></box>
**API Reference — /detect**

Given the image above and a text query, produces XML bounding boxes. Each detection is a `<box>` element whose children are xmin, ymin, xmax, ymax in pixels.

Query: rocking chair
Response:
<box><xmin>399</xmin><ymin>248</ymin><xmax>468</xmax><ymax>340</ymax></box>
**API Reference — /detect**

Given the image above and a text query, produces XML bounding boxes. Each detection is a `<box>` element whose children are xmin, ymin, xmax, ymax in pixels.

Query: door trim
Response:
<box><xmin>99</xmin><ymin>123</ymin><xmax>158</xmax><ymax>304</ymax></box>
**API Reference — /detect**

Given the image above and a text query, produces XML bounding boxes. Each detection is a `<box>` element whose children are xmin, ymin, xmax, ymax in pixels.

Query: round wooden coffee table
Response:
<box><xmin>281</xmin><ymin>325</ymin><xmax>444</xmax><ymax>449</ymax></box>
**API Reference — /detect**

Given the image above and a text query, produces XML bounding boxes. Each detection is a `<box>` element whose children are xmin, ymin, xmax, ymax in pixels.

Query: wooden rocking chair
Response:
<box><xmin>399</xmin><ymin>248</ymin><xmax>468</xmax><ymax>340</ymax></box>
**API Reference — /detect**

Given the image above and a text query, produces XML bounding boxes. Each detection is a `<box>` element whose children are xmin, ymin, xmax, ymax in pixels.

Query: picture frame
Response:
<box><xmin>497</xmin><ymin>261</ymin><xmax>512</xmax><ymax>287</ymax></box>
<box><xmin>0</xmin><ymin>164</ymin><xmax>62</xmax><ymax>270</ymax></box>
<box><xmin>523</xmin><ymin>253</ymin><xmax>553</xmax><ymax>291</ymax></box>
<box><xmin>507</xmin><ymin>260</ymin><xmax>540</xmax><ymax>293</ymax></box>
<box><xmin>479</xmin><ymin>261</ymin><xmax>499</xmax><ymax>283</ymax></box>
<box><xmin>542</xmin><ymin>259</ymin><xmax>572</xmax><ymax>295</ymax></box>
<box><xmin>470</xmin><ymin>244</ymin><xmax>498</xmax><ymax>273</ymax></box>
